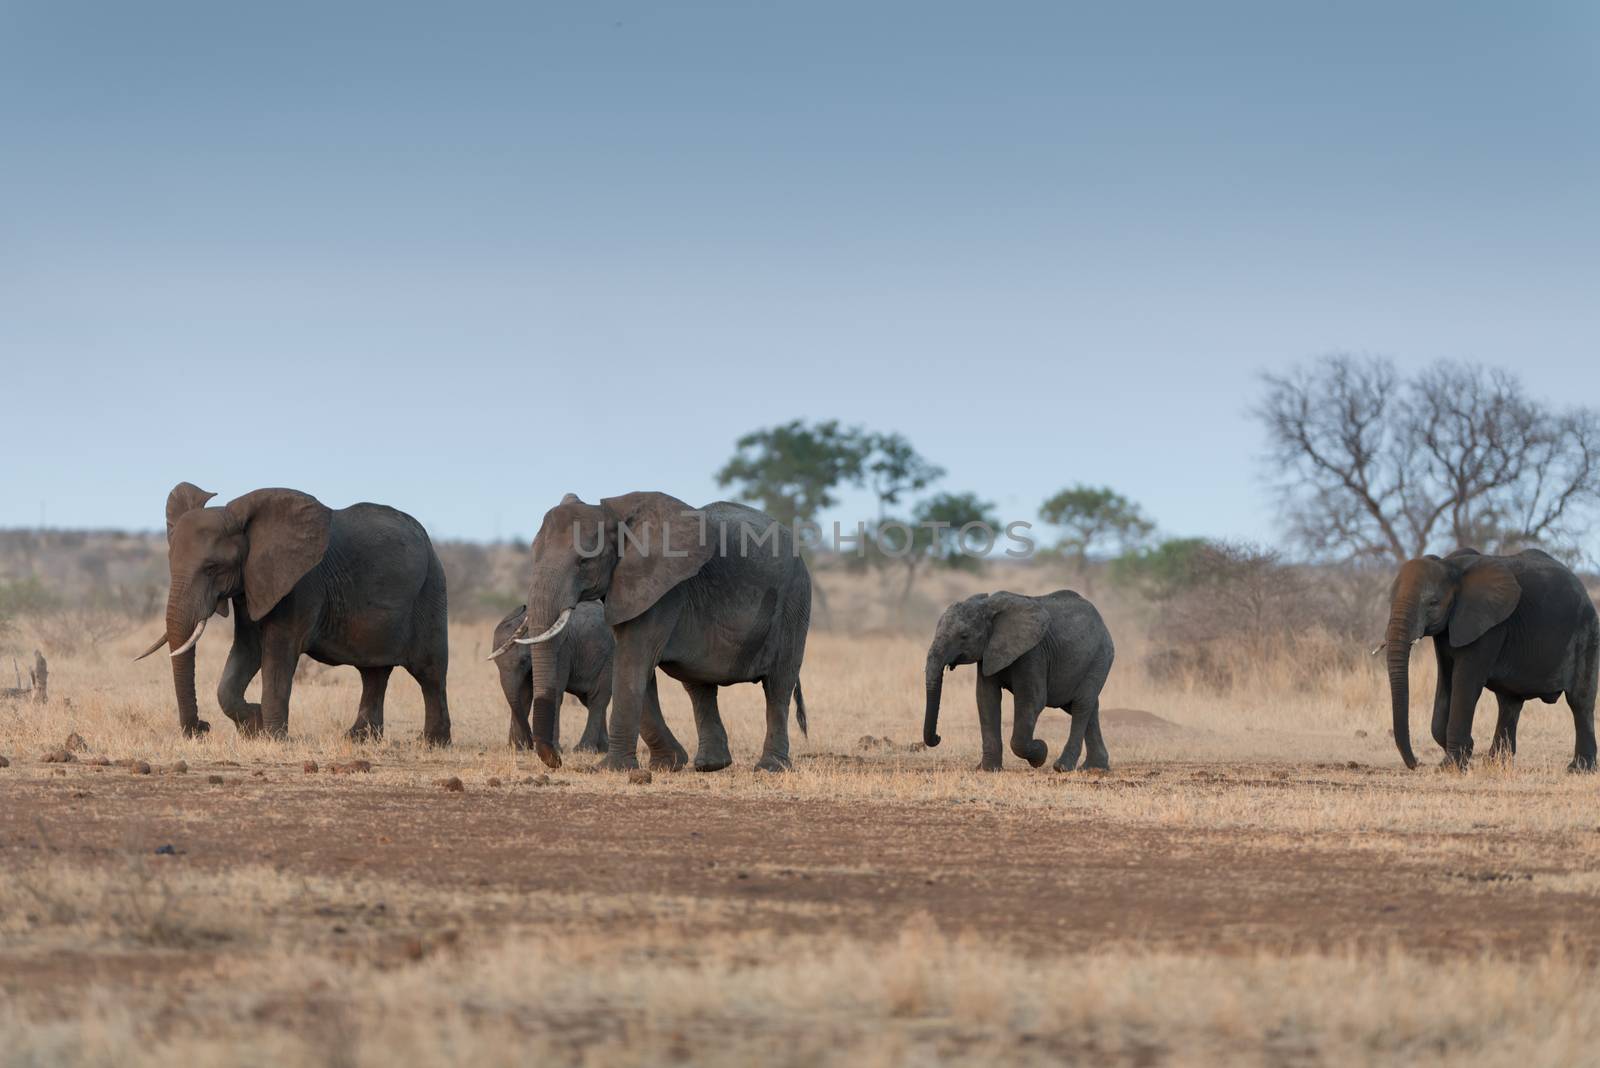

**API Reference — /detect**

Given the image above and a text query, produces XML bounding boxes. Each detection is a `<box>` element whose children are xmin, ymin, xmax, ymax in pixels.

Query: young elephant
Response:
<box><xmin>923</xmin><ymin>590</ymin><xmax>1115</xmax><ymax>772</ymax></box>
<box><xmin>488</xmin><ymin>602</ymin><xmax>611</xmax><ymax>754</ymax></box>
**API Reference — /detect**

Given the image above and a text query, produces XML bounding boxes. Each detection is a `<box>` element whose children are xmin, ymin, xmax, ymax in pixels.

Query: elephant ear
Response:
<box><xmin>600</xmin><ymin>491</ymin><xmax>713</xmax><ymax>626</ymax></box>
<box><xmin>225</xmin><ymin>488</ymin><xmax>334</xmax><ymax>622</ymax></box>
<box><xmin>1449</xmin><ymin>558</ymin><xmax>1521</xmax><ymax>648</ymax></box>
<box><xmin>981</xmin><ymin>593</ymin><xmax>1051</xmax><ymax>676</ymax></box>
<box><xmin>165</xmin><ymin>482</ymin><xmax>217</xmax><ymax>540</ymax></box>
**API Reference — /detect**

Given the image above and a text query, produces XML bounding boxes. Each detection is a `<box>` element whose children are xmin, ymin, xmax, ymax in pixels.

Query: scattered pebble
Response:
<box><xmin>83</xmin><ymin>756</ymin><xmax>111</xmax><ymax>766</ymax></box>
<box><xmin>0</xmin><ymin>755</ymin><xmax>9</xmax><ymax>768</ymax></box>
<box><xmin>436</xmin><ymin>776</ymin><xmax>464</xmax><ymax>792</ymax></box>
<box><xmin>628</xmin><ymin>769</ymin><xmax>653</xmax><ymax>785</ymax></box>
<box><xmin>129</xmin><ymin>761</ymin><xmax>152</xmax><ymax>775</ymax></box>
<box><xmin>524</xmin><ymin>774</ymin><xmax>551</xmax><ymax>787</ymax></box>
<box><xmin>486</xmin><ymin>777</ymin><xmax>502</xmax><ymax>787</ymax></box>
<box><xmin>252</xmin><ymin>770</ymin><xmax>266</xmax><ymax>778</ymax></box>
<box><xmin>166</xmin><ymin>760</ymin><xmax>189</xmax><ymax>775</ymax></box>
<box><xmin>41</xmin><ymin>749</ymin><xmax>75</xmax><ymax>764</ymax></box>
<box><xmin>64</xmin><ymin>732</ymin><xmax>88</xmax><ymax>752</ymax></box>
<box><xmin>1355</xmin><ymin>730</ymin><xmax>1369</xmax><ymax>738</ymax></box>
<box><xmin>154</xmin><ymin>844</ymin><xmax>177</xmax><ymax>856</ymax></box>
<box><xmin>330</xmin><ymin>760</ymin><xmax>373</xmax><ymax>775</ymax></box>
<box><xmin>207</xmin><ymin>774</ymin><xmax>225</xmax><ymax>785</ymax></box>
<box><xmin>303</xmin><ymin>761</ymin><xmax>319</xmax><ymax>774</ymax></box>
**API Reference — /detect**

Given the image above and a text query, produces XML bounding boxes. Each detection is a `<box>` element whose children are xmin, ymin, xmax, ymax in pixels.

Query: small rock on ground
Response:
<box><xmin>64</xmin><ymin>732</ymin><xmax>89</xmax><ymax>752</ymax></box>
<box><xmin>628</xmin><ymin>769</ymin><xmax>653</xmax><ymax>785</ymax></box>
<box><xmin>41</xmin><ymin>749</ymin><xmax>75</xmax><ymax>764</ymax></box>
<box><xmin>0</xmin><ymin>755</ymin><xmax>10</xmax><ymax>768</ymax></box>
<box><xmin>303</xmin><ymin>761</ymin><xmax>319</xmax><ymax>774</ymax></box>
<box><xmin>129</xmin><ymin>761</ymin><xmax>152</xmax><ymax>775</ymax></box>
<box><xmin>436</xmin><ymin>776</ymin><xmax>464</xmax><ymax>792</ymax></box>
<box><xmin>330</xmin><ymin>760</ymin><xmax>373</xmax><ymax>775</ymax></box>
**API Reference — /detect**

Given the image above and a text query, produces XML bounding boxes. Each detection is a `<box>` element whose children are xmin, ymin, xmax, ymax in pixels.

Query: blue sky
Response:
<box><xmin>3</xmin><ymin>1</ymin><xmax>1597</xmax><ymax>543</ymax></box>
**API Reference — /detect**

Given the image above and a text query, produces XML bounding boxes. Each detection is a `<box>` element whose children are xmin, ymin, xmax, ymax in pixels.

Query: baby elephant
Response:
<box><xmin>923</xmin><ymin>590</ymin><xmax>1115</xmax><ymax>772</ymax></box>
<box><xmin>489</xmin><ymin>602</ymin><xmax>612</xmax><ymax>753</ymax></box>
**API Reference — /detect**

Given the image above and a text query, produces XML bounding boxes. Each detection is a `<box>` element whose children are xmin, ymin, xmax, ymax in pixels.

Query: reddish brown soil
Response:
<box><xmin>6</xmin><ymin>763</ymin><xmax>1600</xmax><ymax>976</ymax></box>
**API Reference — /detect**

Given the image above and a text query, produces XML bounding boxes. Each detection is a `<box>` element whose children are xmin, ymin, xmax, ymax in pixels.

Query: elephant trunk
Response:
<box><xmin>1386</xmin><ymin>597</ymin><xmax>1422</xmax><ymax>770</ymax></box>
<box><xmin>923</xmin><ymin>656</ymin><xmax>944</xmax><ymax>748</ymax></box>
<box><xmin>166</xmin><ymin>582</ymin><xmax>204</xmax><ymax>736</ymax></box>
<box><xmin>529</xmin><ymin>641</ymin><xmax>562</xmax><ymax>769</ymax></box>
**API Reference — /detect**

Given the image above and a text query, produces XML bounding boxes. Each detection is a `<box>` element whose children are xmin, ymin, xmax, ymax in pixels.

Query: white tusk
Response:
<box><xmin>168</xmin><ymin>619</ymin><xmax>207</xmax><ymax>658</ymax></box>
<box><xmin>1369</xmin><ymin>643</ymin><xmax>1385</xmax><ymax>657</ymax></box>
<box><xmin>134</xmin><ymin>633</ymin><xmax>170</xmax><ymax>662</ymax></box>
<box><xmin>485</xmin><ymin>637</ymin><xmax>520</xmax><ymax>661</ymax></box>
<box><xmin>514</xmin><ymin>608</ymin><xmax>572</xmax><ymax>645</ymax></box>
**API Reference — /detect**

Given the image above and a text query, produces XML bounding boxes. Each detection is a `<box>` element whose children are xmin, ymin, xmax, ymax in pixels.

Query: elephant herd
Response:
<box><xmin>138</xmin><ymin>483</ymin><xmax>1600</xmax><ymax>775</ymax></box>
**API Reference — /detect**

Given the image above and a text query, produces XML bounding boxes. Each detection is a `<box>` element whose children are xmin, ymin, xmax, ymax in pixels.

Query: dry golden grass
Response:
<box><xmin>4</xmin><ymin>612</ymin><xmax>1600</xmax><ymax>1065</ymax></box>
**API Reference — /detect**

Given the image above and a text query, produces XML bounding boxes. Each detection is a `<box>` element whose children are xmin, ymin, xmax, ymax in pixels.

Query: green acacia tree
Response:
<box><xmin>715</xmin><ymin>420</ymin><xmax>870</xmax><ymax>530</ymax></box>
<box><xmin>1039</xmin><ymin>484</ymin><xmax>1154</xmax><ymax>591</ymax></box>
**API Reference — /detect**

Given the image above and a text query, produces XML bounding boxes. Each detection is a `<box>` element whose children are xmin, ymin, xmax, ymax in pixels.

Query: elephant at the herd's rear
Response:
<box><xmin>1381</xmin><ymin>547</ymin><xmax>1599</xmax><ymax>772</ymax></box>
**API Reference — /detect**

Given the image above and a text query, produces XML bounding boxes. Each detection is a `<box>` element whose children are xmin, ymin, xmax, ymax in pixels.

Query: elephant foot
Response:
<box><xmin>694</xmin><ymin>752</ymin><xmax>733</xmax><ymax>773</ymax></box>
<box><xmin>976</xmin><ymin>759</ymin><xmax>1002</xmax><ymax>772</ymax></box>
<box><xmin>1012</xmin><ymin>740</ymin><xmax>1047</xmax><ymax>769</ymax></box>
<box><xmin>597</xmin><ymin>751</ymin><xmax>640</xmax><ymax>772</ymax></box>
<box><xmin>531</xmin><ymin>740</ymin><xmax>561</xmax><ymax>769</ymax></box>
<box><xmin>1438</xmin><ymin>749</ymin><xmax>1471</xmax><ymax>772</ymax></box>
<box><xmin>348</xmin><ymin>721</ymin><xmax>383</xmax><ymax>743</ymax></box>
<box><xmin>1567</xmin><ymin>756</ymin><xmax>1597</xmax><ymax>774</ymax></box>
<box><xmin>573</xmin><ymin>734</ymin><xmax>608</xmax><ymax>754</ymax></box>
<box><xmin>648</xmin><ymin>744</ymin><xmax>688</xmax><ymax>772</ymax></box>
<box><xmin>754</xmin><ymin>753</ymin><xmax>793</xmax><ymax>772</ymax></box>
<box><xmin>508</xmin><ymin>731</ymin><xmax>532</xmax><ymax>751</ymax></box>
<box><xmin>1051</xmin><ymin>758</ymin><xmax>1079</xmax><ymax>773</ymax></box>
<box><xmin>419</xmin><ymin>732</ymin><xmax>451</xmax><ymax>748</ymax></box>
<box><xmin>182</xmin><ymin>719</ymin><xmax>210</xmax><ymax>738</ymax></box>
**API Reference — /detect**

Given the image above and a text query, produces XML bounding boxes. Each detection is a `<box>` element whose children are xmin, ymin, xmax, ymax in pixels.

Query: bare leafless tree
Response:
<box><xmin>1258</xmin><ymin>354</ymin><xmax>1600</xmax><ymax>562</ymax></box>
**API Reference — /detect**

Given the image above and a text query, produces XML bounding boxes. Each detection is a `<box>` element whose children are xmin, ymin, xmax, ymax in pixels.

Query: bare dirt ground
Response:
<box><xmin>4</xmin><ymin>626</ymin><xmax>1600</xmax><ymax>1064</ymax></box>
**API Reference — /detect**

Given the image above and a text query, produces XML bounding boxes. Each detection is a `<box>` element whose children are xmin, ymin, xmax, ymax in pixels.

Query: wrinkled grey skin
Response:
<box><xmin>141</xmin><ymin>482</ymin><xmax>450</xmax><ymax>744</ymax></box>
<box><xmin>1384</xmin><ymin>547</ymin><xmax>1598</xmax><ymax>772</ymax></box>
<box><xmin>493</xmin><ymin>602</ymin><xmax>611</xmax><ymax>754</ymax></box>
<box><xmin>516</xmin><ymin>491</ymin><xmax>810</xmax><ymax>773</ymax></box>
<box><xmin>924</xmin><ymin>590</ymin><xmax>1114</xmax><ymax>772</ymax></box>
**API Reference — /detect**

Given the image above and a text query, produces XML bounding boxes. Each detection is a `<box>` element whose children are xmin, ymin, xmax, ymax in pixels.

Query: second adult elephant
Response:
<box><xmin>508</xmin><ymin>491</ymin><xmax>811</xmax><ymax>773</ymax></box>
<box><xmin>488</xmin><ymin>602</ymin><xmax>611</xmax><ymax>754</ymax></box>
<box><xmin>924</xmin><ymin>590</ymin><xmax>1115</xmax><ymax>772</ymax></box>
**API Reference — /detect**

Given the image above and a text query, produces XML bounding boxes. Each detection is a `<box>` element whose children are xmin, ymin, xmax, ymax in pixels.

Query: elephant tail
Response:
<box><xmin>794</xmin><ymin>678</ymin><xmax>808</xmax><ymax>738</ymax></box>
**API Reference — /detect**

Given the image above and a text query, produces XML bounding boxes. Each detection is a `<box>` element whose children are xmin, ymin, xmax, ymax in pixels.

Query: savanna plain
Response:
<box><xmin>4</xmin><ymin>560</ymin><xmax>1600</xmax><ymax>1067</ymax></box>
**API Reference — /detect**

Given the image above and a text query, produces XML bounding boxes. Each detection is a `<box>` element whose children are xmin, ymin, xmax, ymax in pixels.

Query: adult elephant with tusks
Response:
<box><xmin>136</xmin><ymin>483</ymin><xmax>451</xmax><ymax>744</ymax></box>
<box><xmin>499</xmin><ymin>491</ymin><xmax>810</xmax><ymax>773</ymax></box>
<box><xmin>1381</xmin><ymin>547</ymin><xmax>1598</xmax><ymax>772</ymax></box>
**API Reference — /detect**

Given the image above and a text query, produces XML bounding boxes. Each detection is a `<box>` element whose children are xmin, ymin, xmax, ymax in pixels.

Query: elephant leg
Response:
<box><xmin>216</xmin><ymin>630</ymin><xmax>263</xmax><ymax>737</ymax></box>
<box><xmin>602</xmin><ymin>613</ymin><xmax>678</xmax><ymax>772</ymax></box>
<box><xmin>1055</xmin><ymin>698</ymin><xmax>1094</xmax><ymax>772</ymax></box>
<box><xmin>755</xmin><ymin>674</ymin><xmax>797</xmax><ymax>772</ymax></box>
<box><xmin>505</xmin><ymin>669</ymin><xmax>535</xmax><ymax>751</ymax></box>
<box><xmin>348</xmin><ymin>666</ymin><xmax>392</xmax><ymax>741</ymax></box>
<box><xmin>976</xmin><ymin>673</ymin><xmax>1004</xmax><ymax>771</ymax></box>
<box><xmin>574</xmin><ymin>675</ymin><xmax>611</xmax><ymax>754</ymax></box>
<box><xmin>685</xmin><ymin>681</ymin><xmax>732</xmax><ymax>772</ymax></box>
<box><xmin>258</xmin><ymin>636</ymin><xmax>298</xmax><ymax>740</ymax></box>
<box><xmin>409</xmin><ymin>659</ymin><xmax>451</xmax><ymax>747</ymax></box>
<box><xmin>1429</xmin><ymin>652</ymin><xmax>1453</xmax><ymax>752</ymax></box>
<box><xmin>1008</xmin><ymin>678</ymin><xmax>1048</xmax><ymax>769</ymax></box>
<box><xmin>640</xmin><ymin>673</ymin><xmax>687</xmax><ymax>771</ymax></box>
<box><xmin>1486</xmin><ymin>694</ymin><xmax>1523</xmax><ymax>764</ymax></box>
<box><xmin>1443</xmin><ymin>659</ymin><xmax>1488</xmax><ymax>769</ymax></box>
<box><xmin>1084</xmin><ymin>706</ymin><xmax>1111</xmax><ymax>770</ymax></box>
<box><xmin>1568</xmin><ymin>683</ymin><xmax>1597</xmax><ymax>773</ymax></box>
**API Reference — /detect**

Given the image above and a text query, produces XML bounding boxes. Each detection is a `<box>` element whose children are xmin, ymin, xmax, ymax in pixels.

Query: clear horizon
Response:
<box><xmin>4</xmin><ymin>2</ymin><xmax>1597</xmax><ymax>549</ymax></box>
